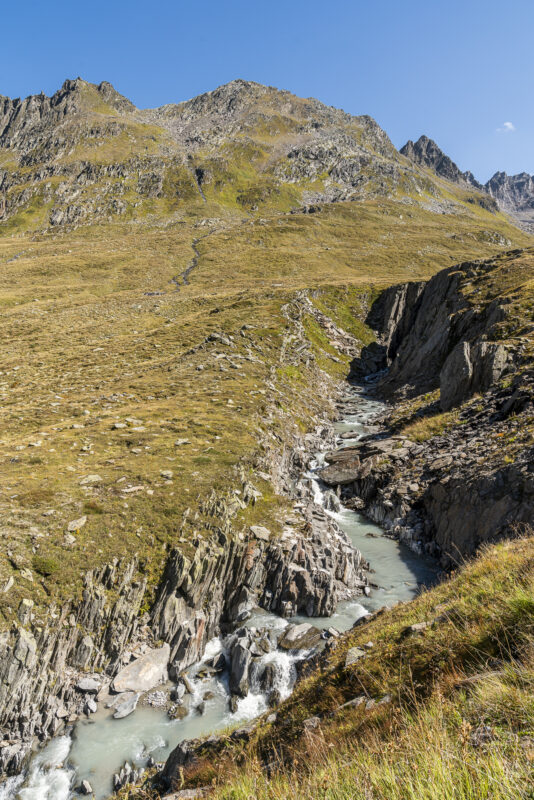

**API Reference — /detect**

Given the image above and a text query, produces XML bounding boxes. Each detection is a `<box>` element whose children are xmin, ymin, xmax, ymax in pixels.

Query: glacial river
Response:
<box><xmin>1</xmin><ymin>385</ymin><xmax>437</xmax><ymax>800</ymax></box>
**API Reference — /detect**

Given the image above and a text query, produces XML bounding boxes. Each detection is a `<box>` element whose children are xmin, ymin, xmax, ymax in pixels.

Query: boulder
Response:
<box><xmin>229</xmin><ymin>642</ymin><xmax>251</xmax><ymax>697</ymax></box>
<box><xmin>250</xmin><ymin>525</ymin><xmax>270</xmax><ymax>541</ymax></box>
<box><xmin>67</xmin><ymin>516</ymin><xmax>87</xmax><ymax>532</ymax></box>
<box><xmin>345</xmin><ymin>647</ymin><xmax>366</xmax><ymax>667</ymax></box>
<box><xmin>76</xmin><ymin>677</ymin><xmax>101</xmax><ymax>694</ymax></box>
<box><xmin>84</xmin><ymin>697</ymin><xmax>97</xmax><ymax>715</ymax></box>
<box><xmin>112</xmin><ymin>644</ymin><xmax>170</xmax><ymax>693</ymax></box>
<box><xmin>278</xmin><ymin>623</ymin><xmax>322</xmax><ymax>651</ymax></box>
<box><xmin>113</xmin><ymin>692</ymin><xmax>141</xmax><ymax>719</ymax></box>
<box><xmin>318</xmin><ymin>461</ymin><xmax>360</xmax><ymax>486</ymax></box>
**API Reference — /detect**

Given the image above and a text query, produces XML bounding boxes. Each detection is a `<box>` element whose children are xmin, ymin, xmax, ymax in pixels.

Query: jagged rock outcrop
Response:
<box><xmin>320</xmin><ymin>367</ymin><xmax>534</xmax><ymax>568</ymax></box>
<box><xmin>0</xmin><ymin>77</ymin><xmax>498</xmax><ymax>229</ymax></box>
<box><xmin>351</xmin><ymin>252</ymin><xmax>522</xmax><ymax>409</ymax></box>
<box><xmin>336</xmin><ymin>250</ymin><xmax>534</xmax><ymax>567</ymax></box>
<box><xmin>486</xmin><ymin>171</ymin><xmax>534</xmax><ymax>233</ymax></box>
<box><xmin>400</xmin><ymin>135</ymin><xmax>483</xmax><ymax>189</ymax></box>
<box><xmin>401</xmin><ymin>135</ymin><xmax>533</xmax><ymax>230</ymax></box>
<box><xmin>151</xmin><ymin>496</ymin><xmax>367</xmax><ymax>682</ymax></box>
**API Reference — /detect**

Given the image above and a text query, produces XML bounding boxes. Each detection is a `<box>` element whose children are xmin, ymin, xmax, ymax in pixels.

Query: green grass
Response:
<box><xmin>401</xmin><ymin>410</ymin><xmax>458</xmax><ymax>442</ymax></box>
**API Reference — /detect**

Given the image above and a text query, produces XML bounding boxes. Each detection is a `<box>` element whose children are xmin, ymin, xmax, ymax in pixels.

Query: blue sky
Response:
<box><xmin>1</xmin><ymin>0</ymin><xmax>532</xmax><ymax>182</ymax></box>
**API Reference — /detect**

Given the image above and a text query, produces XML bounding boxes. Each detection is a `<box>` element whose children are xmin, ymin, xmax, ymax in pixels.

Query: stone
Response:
<box><xmin>337</xmin><ymin>695</ymin><xmax>366</xmax><ymax>712</ymax></box>
<box><xmin>250</xmin><ymin>525</ymin><xmax>270</xmax><ymax>541</ymax></box>
<box><xmin>160</xmin><ymin>469</ymin><xmax>173</xmax><ymax>479</ymax></box>
<box><xmin>84</xmin><ymin>697</ymin><xmax>97</xmax><ymax>715</ymax></box>
<box><xmin>76</xmin><ymin>677</ymin><xmax>101</xmax><ymax>694</ymax></box>
<box><xmin>171</xmin><ymin>682</ymin><xmax>186</xmax><ymax>702</ymax></box>
<box><xmin>113</xmin><ymin>692</ymin><xmax>140</xmax><ymax>719</ymax></box>
<box><xmin>168</xmin><ymin>704</ymin><xmax>189</xmax><ymax>721</ymax></box>
<box><xmin>402</xmin><ymin>621</ymin><xmax>430</xmax><ymax>636</ymax></box>
<box><xmin>79</xmin><ymin>474</ymin><xmax>102</xmax><ymax>485</ymax></box>
<box><xmin>205</xmin><ymin>652</ymin><xmax>226</xmax><ymax>672</ymax></box>
<box><xmin>79</xmin><ymin>779</ymin><xmax>93</xmax><ymax>795</ymax></box>
<box><xmin>67</xmin><ymin>516</ymin><xmax>87</xmax><ymax>532</ymax></box>
<box><xmin>112</xmin><ymin>644</ymin><xmax>170</xmax><ymax>693</ymax></box>
<box><xmin>278</xmin><ymin>623</ymin><xmax>322</xmax><ymax>651</ymax></box>
<box><xmin>17</xmin><ymin>598</ymin><xmax>33</xmax><ymax>626</ymax></box>
<box><xmin>345</xmin><ymin>647</ymin><xmax>366</xmax><ymax>667</ymax></box>
<box><xmin>318</xmin><ymin>461</ymin><xmax>361</xmax><ymax>486</ymax></box>
<box><xmin>229</xmin><ymin>642</ymin><xmax>251</xmax><ymax>697</ymax></box>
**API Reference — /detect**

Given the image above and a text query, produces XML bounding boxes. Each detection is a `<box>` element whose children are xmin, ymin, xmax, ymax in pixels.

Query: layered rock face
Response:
<box><xmin>332</xmin><ymin>250</ymin><xmax>534</xmax><ymax>567</ymax></box>
<box><xmin>352</xmin><ymin>255</ymin><xmax>519</xmax><ymax>409</ymax></box>
<box><xmin>0</xmin><ymin>559</ymin><xmax>146</xmax><ymax>772</ymax></box>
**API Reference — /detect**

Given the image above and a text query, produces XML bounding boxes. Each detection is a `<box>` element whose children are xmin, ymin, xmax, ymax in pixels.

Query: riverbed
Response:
<box><xmin>3</xmin><ymin>385</ymin><xmax>437</xmax><ymax>800</ymax></box>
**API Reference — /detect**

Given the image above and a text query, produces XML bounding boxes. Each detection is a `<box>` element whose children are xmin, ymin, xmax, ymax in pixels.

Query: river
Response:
<box><xmin>2</xmin><ymin>385</ymin><xmax>437</xmax><ymax>799</ymax></box>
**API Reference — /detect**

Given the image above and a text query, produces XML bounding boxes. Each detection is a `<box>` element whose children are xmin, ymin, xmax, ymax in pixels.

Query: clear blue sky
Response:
<box><xmin>2</xmin><ymin>0</ymin><xmax>532</xmax><ymax>182</ymax></box>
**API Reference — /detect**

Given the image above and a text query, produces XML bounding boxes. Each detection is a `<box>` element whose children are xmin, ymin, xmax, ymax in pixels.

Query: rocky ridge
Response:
<box><xmin>0</xmin><ymin>78</ymin><xmax>501</xmax><ymax>229</ymax></box>
<box><xmin>401</xmin><ymin>135</ymin><xmax>534</xmax><ymax>232</ymax></box>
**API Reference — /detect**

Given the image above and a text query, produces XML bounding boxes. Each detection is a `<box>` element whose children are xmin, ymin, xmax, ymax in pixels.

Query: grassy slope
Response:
<box><xmin>0</xmin><ymin>197</ymin><xmax>531</xmax><ymax>627</ymax></box>
<box><xmin>155</xmin><ymin>536</ymin><xmax>534</xmax><ymax>800</ymax></box>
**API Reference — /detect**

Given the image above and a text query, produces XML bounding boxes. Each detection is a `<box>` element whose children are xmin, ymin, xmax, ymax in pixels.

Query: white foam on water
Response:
<box><xmin>0</xmin><ymin>775</ymin><xmax>24</xmax><ymax>800</ymax></box>
<box><xmin>12</xmin><ymin>736</ymin><xmax>73</xmax><ymax>800</ymax></box>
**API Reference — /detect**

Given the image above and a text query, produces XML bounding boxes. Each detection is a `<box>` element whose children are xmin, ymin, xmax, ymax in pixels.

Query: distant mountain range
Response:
<box><xmin>400</xmin><ymin>135</ymin><xmax>534</xmax><ymax>232</ymax></box>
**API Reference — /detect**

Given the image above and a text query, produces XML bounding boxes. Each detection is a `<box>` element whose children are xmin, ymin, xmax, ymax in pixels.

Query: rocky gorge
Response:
<box><xmin>321</xmin><ymin>249</ymin><xmax>534</xmax><ymax>567</ymax></box>
<box><xmin>0</xmin><ymin>296</ymin><xmax>373</xmax><ymax>787</ymax></box>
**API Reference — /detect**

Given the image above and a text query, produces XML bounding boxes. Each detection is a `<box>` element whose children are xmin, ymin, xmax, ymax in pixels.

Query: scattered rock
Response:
<box><xmin>79</xmin><ymin>474</ymin><xmax>102</xmax><ymax>486</ymax></box>
<box><xmin>67</xmin><ymin>516</ymin><xmax>87</xmax><ymax>532</ymax></box>
<box><xmin>345</xmin><ymin>647</ymin><xmax>366</xmax><ymax>667</ymax></box>
<box><xmin>113</xmin><ymin>692</ymin><xmax>140</xmax><ymax>719</ymax></box>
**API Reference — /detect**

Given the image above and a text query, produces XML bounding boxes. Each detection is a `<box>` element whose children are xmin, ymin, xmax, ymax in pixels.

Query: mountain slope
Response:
<box><xmin>0</xmin><ymin>77</ymin><xmax>532</xmax><ymax>779</ymax></box>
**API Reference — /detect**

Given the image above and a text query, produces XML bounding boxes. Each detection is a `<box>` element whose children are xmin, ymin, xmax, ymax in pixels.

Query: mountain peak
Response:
<box><xmin>400</xmin><ymin>135</ymin><xmax>471</xmax><ymax>185</ymax></box>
